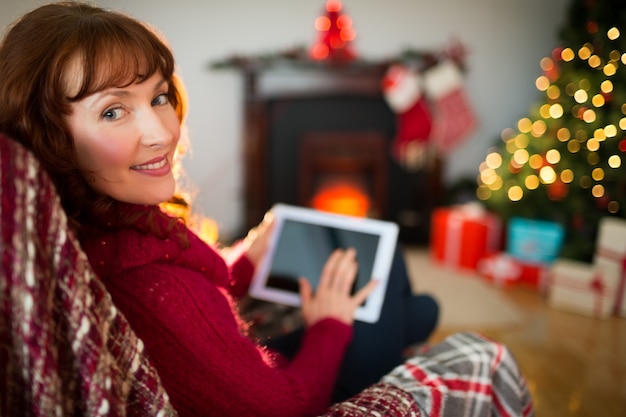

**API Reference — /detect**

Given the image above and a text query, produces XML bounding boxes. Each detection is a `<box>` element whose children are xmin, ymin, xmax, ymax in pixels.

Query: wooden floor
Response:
<box><xmin>430</xmin><ymin>285</ymin><xmax>626</xmax><ymax>417</ymax></box>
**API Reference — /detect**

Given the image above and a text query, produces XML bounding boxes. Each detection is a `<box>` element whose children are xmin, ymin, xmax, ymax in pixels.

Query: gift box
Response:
<box><xmin>477</xmin><ymin>252</ymin><xmax>521</xmax><ymax>287</ymax></box>
<box><xmin>478</xmin><ymin>252</ymin><xmax>549</xmax><ymax>292</ymax></box>
<box><xmin>506</xmin><ymin>217</ymin><xmax>565</xmax><ymax>264</ymax></box>
<box><xmin>593</xmin><ymin>217</ymin><xmax>626</xmax><ymax>317</ymax></box>
<box><xmin>430</xmin><ymin>203</ymin><xmax>502</xmax><ymax>271</ymax></box>
<box><xmin>548</xmin><ymin>259</ymin><xmax>618</xmax><ymax>319</ymax></box>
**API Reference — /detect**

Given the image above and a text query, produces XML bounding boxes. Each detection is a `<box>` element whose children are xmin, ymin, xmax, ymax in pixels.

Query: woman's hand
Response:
<box><xmin>241</xmin><ymin>213</ymin><xmax>274</xmax><ymax>268</ymax></box>
<box><xmin>299</xmin><ymin>248</ymin><xmax>377</xmax><ymax>327</ymax></box>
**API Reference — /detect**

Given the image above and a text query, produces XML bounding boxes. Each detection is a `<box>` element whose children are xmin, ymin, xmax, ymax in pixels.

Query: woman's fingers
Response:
<box><xmin>334</xmin><ymin>250</ymin><xmax>358</xmax><ymax>294</ymax></box>
<box><xmin>299</xmin><ymin>277</ymin><xmax>313</xmax><ymax>310</ymax></box>
<box><xmin>243</xmin><ymin>213</ymin><xmax>275</xmax><ymax>267</ymax></box>
<box><xmin>299</xmin><ymin>247</ymin><xmax>379</xmax><ymax>326</ymax></box>
<box><xmin>317</xmin><ymin>248</ymin><xmax>345</xmax><ymax>290</ymax></box>
<box><xmin>318</xmin><ymin>248</ymin><xmax>357</xmax><ymax>293</ymax></box>
<box><xmin>350</xmin><ymin>279</ymin><xmax>378</xmax><ymax>309</ymax></box>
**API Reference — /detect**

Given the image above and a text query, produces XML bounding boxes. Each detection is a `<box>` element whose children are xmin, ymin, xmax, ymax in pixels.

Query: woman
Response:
<box><xmin>0</xmin><ymin>2</ymin><xmax>438</xmax><ymax>415</ymax></box>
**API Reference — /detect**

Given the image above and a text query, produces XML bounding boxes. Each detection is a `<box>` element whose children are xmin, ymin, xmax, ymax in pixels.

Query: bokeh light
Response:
<box><xmin>557</xmin><ymin>128</ymin><xmax>571</xmax><ymax>142</ymax></box>
<box><xmin>601</xmin><ymin>80</ymin><xmax>613</xmax><ymax>93</ymax></box>
<box><xmin>592</xmin><ymin>184</ymin><xmax>605</xmax><ymax>198</ymax></box>
<box><xmin>485</xmin><ymin>152</ymin><xmax>503</xmax><ymax>169</ymax></box>
<box><xmin>525</xmin><ymin>175</ymin><xmax>540</xmax><ymax>190</ymax></box>
<box><xmin>546</xmin><ymin>149</ymin><xmax>561</xmax><ymax>164</ymax></box>
<box><xmin>561</xmin><ymin>47</ymin><xmax>575</xmax><ymax>61</ymax></box>
<box><xmin>513</xmin><ymin>149</ymin><xmax>530</xmax><ymax>165</ymax></box>
<box><xmin>578</xmin><ymin>45</ymin><xmax>592</xmax><ymax>60</ymax></box>
<box><xmin>315</xmin><ymin>16</ymin><xmax>331</xmax><ymax>31</ymax></box>
<box><xmin>529</xmin><ymin>154</ymin><xmax>544</xmax><ymax>169</ymax></box>
<box><xmin>549</xmin><ymin>104</ymin><xmax>564</xmax><ymax>118</ymax></box>
<box><xmin>574</xmin><ymin>89</ymin><xmax>588</xmax><ymax>103</ymax></box>
<box><xmin>539</xmin><ymin>166</ymin><xmax>557</xmax><ymax>184</ymax></box>
<box><xmin>608</xmin><ymin>155</ymin><xmax>621</xmax><ymax>168</ymax></box>
<box><xmin>592</xmin><ymin>167</ymin><xmax>605</xmax><ymax>181</ymax></box>
<box><xmin>561</xmin><ymin>169</ymin><xmax>574</xmax><ymax>183</ymax></box>
<box><xmin>582</xmin><ymin>108</ymin><xmax>596</xmax><ymax>123</ymax></box>
<box><xmin>508</xmin><ymin>185</ymin><xmax>523</xmax><ymax>201</ymax></box>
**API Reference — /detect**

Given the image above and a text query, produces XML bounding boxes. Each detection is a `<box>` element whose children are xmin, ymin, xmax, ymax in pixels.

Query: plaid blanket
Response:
<box><xmin>380</xmin><ymin>332</ymin><xmax>534</xmax><ymax>417</ymax></box>
<box><xmin>320</xmin><ymin>331</ymin><xmax>534</xmax><ymax>417</ymax></box>
<box><xmin>0</xmin><ymin>135</ymin><xmax>177</xmax><ymax>416</ymax></box>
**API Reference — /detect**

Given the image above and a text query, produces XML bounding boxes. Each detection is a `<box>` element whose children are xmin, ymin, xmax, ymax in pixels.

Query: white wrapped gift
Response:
<box><xmin>594</xmin><ymin>217</ymin><xmax>626</xmax><ymax>317</ymax></box>
<box><xmin>548</xmin><ymin>259</ymin><xmax>619</xmax><ymax>319</ymax></box>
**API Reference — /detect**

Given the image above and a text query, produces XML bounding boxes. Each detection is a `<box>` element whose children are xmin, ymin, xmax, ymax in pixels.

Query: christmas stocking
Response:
<box><xmin>423</xmin><ymin>59</ymin><xmax>477</xmax><ymax>153</ymax></box>
<box><xmin>382</xmin><ymin>64</ymin><xmax>432</xmax><ymax>169</ymax></box>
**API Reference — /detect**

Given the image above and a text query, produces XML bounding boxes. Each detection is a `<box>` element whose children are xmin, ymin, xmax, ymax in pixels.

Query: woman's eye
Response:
<box><xmin>152</xmin><ymin>93</ymin><xmax>169</xmax><ymax>106</ymax></box>
<box><xmin>102</xmin><ymin>107</ymin><xmax>125</xmax><ymax>121</ymax></box>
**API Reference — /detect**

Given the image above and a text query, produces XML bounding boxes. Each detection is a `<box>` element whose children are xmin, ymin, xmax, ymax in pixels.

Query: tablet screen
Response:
<box><xmin>266</xmin><ymin>219</ymin><xmax>380</xmax><ymax>302</ymax></box>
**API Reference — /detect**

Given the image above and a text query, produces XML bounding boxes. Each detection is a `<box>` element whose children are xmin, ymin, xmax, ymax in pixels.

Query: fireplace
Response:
<box><xmin>235</xmin><ymin>62</ymin><xmax>443</xmax><ymax>243</ymax></box>
<box><xmin>299</xmin><ymin>132</ymin><xmax>387</xmax><ymax>218</ymax></box>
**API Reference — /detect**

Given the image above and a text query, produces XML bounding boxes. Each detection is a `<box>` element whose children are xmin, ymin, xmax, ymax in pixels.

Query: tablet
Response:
<box><xmin>249</xmin><ymin>204</ymin><xmax>399</xmax><ymax>323</ymax></box>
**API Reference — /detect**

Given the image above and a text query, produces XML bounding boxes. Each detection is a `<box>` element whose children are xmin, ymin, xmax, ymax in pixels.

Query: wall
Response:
<box><xmin>1</xmin><ymin>0</ymin><xmax>570</xmax><ymax>240</ymax></box>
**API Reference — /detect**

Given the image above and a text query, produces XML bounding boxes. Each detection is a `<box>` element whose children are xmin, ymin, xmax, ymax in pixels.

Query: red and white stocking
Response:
<box><xmin>382</xmin><ymin>64</ymin><xmax>432</xmax><ymax>169</ymax></box>
<box><xmin>423</xmin><ymin>60</ymin><xmax>477</xmax><ymax>153</ymax></box>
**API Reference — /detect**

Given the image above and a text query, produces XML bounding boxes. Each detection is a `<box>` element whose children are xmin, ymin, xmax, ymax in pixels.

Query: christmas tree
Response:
<box><xmin>310</xmin><ymin>0</ymin><xmax>356</xmax><ymax>62</ymax></box>
<box><xmin>477</xmin><ymin>0</ymin><xmax>626</xmax><ymax>261</ymax></box>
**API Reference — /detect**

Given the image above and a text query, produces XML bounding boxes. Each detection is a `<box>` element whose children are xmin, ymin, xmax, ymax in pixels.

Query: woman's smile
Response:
<box><xmin>131</xmin><ymin>155</ymin><xmax>171</xmax><ymax>175</ymax></box>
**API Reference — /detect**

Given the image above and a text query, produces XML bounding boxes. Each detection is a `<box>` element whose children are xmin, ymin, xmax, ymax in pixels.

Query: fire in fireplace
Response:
<box><xmin>299</xmin><ymin>132</ymin><xmax>387</xmax><ymax>218</ymax></box>
<box><xmin>310</xmin><ymin>182</ymin><xmax>370</xmax><ymax>217</ymax></box>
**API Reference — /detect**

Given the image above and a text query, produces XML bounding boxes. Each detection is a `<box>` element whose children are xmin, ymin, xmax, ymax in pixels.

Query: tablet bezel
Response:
<box><xmin>248</xmin><ymin>204</ymin><xmax>398</xmax><ymax>323</ymax></box>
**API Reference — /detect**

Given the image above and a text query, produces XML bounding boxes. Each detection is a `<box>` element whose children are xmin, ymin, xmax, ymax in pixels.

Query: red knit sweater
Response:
<box><xmin>81</xmin><ymin>206</ymin><xmax>353</xmax><ymax>417</ymax></box>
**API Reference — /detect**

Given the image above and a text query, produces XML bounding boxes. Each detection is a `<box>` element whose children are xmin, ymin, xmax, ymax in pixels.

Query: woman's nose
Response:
<box><xmin>140</xmin><ymin>108</ymin><xmax>176</xmax><ymax>148</ymax></box>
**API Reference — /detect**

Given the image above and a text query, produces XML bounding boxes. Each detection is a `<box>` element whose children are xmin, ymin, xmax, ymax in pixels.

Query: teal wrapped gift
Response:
<box><xmin>506</xmin><ymin>217</ymin><xmax>565</xmax><ymax>264</ymax></box>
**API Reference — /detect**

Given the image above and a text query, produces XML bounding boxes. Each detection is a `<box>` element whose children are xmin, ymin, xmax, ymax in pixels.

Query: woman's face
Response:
<box><xmin>65</xmin><ymin>73</ymin><xmax>181</xmax><ymax>205</ymax></box>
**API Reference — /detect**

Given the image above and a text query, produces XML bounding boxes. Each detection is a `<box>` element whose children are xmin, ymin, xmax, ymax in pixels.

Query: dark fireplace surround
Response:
<box><xmin>235</xmin><ymin>62</ymin><xmax>443</xmax><ymax>244</ymax></box>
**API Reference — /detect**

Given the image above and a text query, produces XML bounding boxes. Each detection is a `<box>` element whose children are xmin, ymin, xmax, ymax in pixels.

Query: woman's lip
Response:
<box><xmin>130</xmin><ymin>155</ymin><xmax>171</xmax><ymax>175</ymax></box>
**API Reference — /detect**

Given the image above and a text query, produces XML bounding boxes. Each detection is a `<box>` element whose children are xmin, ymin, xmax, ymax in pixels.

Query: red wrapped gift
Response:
<box><xmin>517</xmin><ymin>261</ymin><xmax>550</xmax><ymax>292</ymax></box>
<box><xmin>548</xmin><ymin>259</ymin><xmax>618</xmax><ymax>319</ymax></box>
<box><xmin>478</xmin><ymin>252</ymin><xmax>549</xmax><ymax>292</ymax></box>
<box><xmin>594</xmin><ymin>217</ymin><xmax>626</xmax><ymax>317</ymax></box>
<box><xmin>430</xmin><ymin>203</ymin><xmax>502</xmax><ymax>271</ymax></box>
<box><xmin>477</xmin><ymin>252</ymin><xmax>521</xmax><ymax>287</ymax></box>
